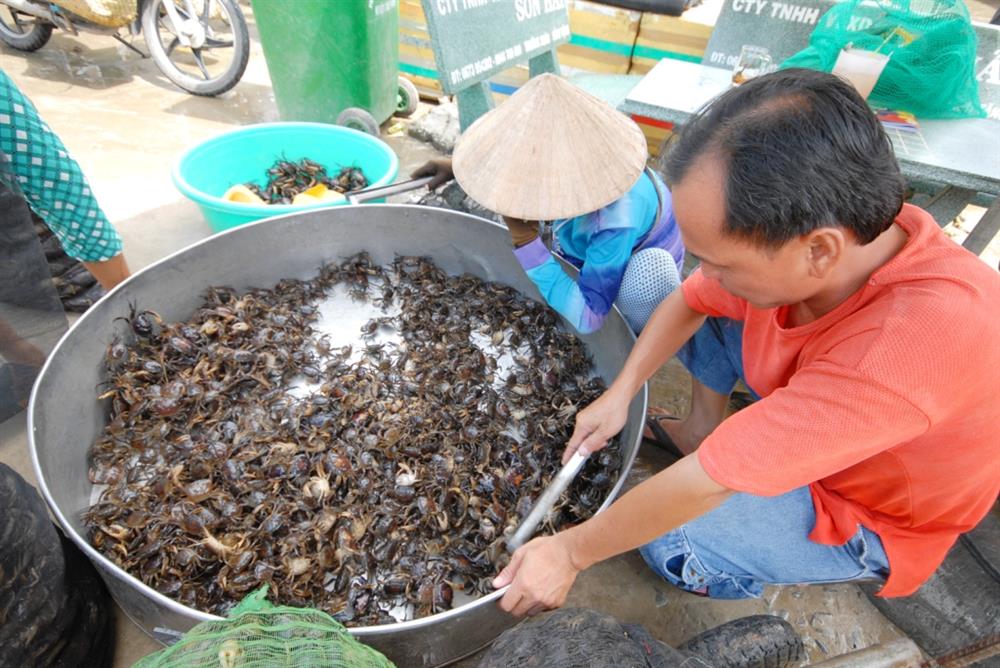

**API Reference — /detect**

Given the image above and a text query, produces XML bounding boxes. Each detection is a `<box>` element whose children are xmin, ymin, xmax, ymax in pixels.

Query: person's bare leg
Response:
<box><xmin>82</xmin><ymin>253</ymin><xmax>130</xmax><ymax>290</ymax></box>
<box><xmin>0</xmin><ymin>319</ymin><xmax>47</xmax><ymax>367</ymax></box>
<box><xmin>646</xmin><ymin>376</ymin><xmax>729</xmax><ymax>455</ymax></box>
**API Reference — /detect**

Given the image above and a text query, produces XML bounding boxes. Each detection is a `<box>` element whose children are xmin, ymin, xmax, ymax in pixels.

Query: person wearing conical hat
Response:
<box><xmin>413</xmin><ymin>74</ymin><xmax>684</xmax><ymax>335</ymax></box>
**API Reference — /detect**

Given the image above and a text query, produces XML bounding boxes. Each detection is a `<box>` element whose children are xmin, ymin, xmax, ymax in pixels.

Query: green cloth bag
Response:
<box><xmin>781</xmin><ymin>0</ymin><xmax>986</xmax><ymax>119</ymax></box>
<box><xmin>134</xmin><ymin>586</ymin><xmax>395</xmax><ymax>668</ymax></box>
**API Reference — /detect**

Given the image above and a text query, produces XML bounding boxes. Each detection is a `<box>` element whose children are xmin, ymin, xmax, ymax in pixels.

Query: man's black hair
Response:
<box><xmin>661</xmin><ymin>68</ymin><xmax>905</xmax><ymax>247</ymax></box>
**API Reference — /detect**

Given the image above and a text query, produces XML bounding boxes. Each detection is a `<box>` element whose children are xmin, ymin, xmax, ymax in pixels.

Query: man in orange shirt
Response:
<box><xmin>492</xmin><ymin>68</ymin><xmax>1000</xmax><ymax>614</ymax></box>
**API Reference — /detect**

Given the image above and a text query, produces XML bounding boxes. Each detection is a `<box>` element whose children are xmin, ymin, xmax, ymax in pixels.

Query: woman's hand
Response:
<box><xmin>410</xmin><ymin>158</ymin><xmax>455</xmax><ymax>189</ymax></box>
<box><xmin>502</xmin><ymin>217</ymin><xmax>540</xmax><ymax>248</ymax></box>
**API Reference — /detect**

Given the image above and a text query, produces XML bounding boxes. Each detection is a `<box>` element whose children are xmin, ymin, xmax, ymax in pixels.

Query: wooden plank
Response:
<box><xmin>962</xmin><ymin>197</ymin><xmax>1000</xmax><ymax>257</ymax></box>
<box><xmin>925</xmin><ymin>186</ymin><xmax>975</xmax><ymax>228</ymax></box>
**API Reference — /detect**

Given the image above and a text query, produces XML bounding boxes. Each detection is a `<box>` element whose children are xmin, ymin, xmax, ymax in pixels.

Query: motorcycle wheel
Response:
<box><xmin>141</xmin><ymin>0</ymin><xmax>249</xmax><ymax>97</ymax></box>
<box><xmin>0</xmin><ymin>7</ymin><xmax>53</xmax><ymax>51</ymax></box>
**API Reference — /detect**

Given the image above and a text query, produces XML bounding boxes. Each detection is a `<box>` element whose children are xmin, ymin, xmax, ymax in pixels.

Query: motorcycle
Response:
<box><xmin>0</xmin><ymin>0</ymin><xmax>249</xmax><ymax>96</ymax></box>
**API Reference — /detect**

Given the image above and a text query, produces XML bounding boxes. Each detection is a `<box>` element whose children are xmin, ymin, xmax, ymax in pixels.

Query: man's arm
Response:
<box><xmin>492</xmin><ymin>287</ymin><xmax>717</xmax><ymax>616</ymax></box>
<box><xmin>494</xmin><ymin>452</ymin><xmax>732</xmax><ymax>616</ymax></box>
<box><xmin>563</xmin><ymin>287</ymin><xmax>706</xmax><ymax>462</ymax></box>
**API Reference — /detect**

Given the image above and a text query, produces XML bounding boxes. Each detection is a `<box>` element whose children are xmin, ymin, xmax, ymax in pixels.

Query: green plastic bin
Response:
<box><xmin>251</xmin><ymin>0</ymin><xmax>399</xmax><ymax>131</ymax></box>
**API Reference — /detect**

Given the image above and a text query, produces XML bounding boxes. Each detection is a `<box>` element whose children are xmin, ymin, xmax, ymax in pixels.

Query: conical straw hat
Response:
<box><xmin>452</xmin><ymin>73</ymin><xmax>647</xmax><ymax>221</ymax></box>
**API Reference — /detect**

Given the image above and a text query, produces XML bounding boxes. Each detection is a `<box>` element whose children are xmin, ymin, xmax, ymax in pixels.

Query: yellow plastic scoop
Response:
<box><xmin>221</xmin><ymin>184</ymin><xmax>265</xmax><ymax>205</ymax></box>
<box><xmin>292</xmin><ymin>184</ymin><xmax>346</xmax><ymax>206</ymax></box>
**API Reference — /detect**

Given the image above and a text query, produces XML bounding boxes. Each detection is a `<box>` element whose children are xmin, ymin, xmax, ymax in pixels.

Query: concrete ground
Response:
<box><xmin>2</xmin><ymin>2</ymin><xmax>998</xmax><ymax>666</ymax></box>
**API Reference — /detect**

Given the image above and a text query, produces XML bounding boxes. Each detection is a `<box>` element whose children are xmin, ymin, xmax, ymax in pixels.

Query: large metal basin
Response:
<box><xmin>28</xmin><ymin>204</ymin><xmax>646</xmax><ymax>667</ymax></box>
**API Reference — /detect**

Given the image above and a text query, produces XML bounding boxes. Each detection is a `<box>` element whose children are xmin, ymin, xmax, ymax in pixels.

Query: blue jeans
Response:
<box><xmin>676</xmin><ymin>316</ymin><xmax>759</xmax><ymax>397</ymax></box>
<box><xmin>641</xmin><ymin>318</ymin><xmax>890</xmax><ymax>599</ymax></box>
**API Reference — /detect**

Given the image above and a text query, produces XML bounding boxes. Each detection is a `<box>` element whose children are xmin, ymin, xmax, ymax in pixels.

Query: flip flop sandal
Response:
<box><xmin>642</xmin><ymin>415</ymin><xmax>685</xmax><ymax>459</ymax></box>
<box><xmin>729</xmin><ymin>390</ymin><xmax>756</xmax><ymax>412</ymax></box>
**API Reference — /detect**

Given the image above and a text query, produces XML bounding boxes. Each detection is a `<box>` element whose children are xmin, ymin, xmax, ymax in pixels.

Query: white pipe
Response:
<box><xmin>159</xmin><ymin>0</ymin><xmax>191</xmax><ymax>47</ymax></box>
<box><xmin>1</xmin><ymin>0</ymin><xmax>55</xmax><ymax>21</ymax></box>
<box><xmin>811</xmin><ymin>639</ymin><xmax>925</xmax><ymax>668</ymax></box>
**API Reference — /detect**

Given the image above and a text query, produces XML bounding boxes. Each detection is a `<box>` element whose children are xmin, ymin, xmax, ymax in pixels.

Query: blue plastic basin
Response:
<box><xmin>173</xmin><ymin>122</ymin><xmax>399</xmax><ymax>232</ymax></box>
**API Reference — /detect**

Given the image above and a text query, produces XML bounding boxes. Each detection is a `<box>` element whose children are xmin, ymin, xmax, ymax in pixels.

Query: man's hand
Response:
<box><xmin>493</xmin><ymin>533</ymin><xmax>582</xmax><ymax>617</ymax></box>
<box><xmin>411</xmin><ymin>158</ymin><xmax>454</xmax><ymax>189</ymax></box>
<box><xmin>562</xmin><ymin>387</ymin><xmax>631</xmax><ymax>464</ymax></box>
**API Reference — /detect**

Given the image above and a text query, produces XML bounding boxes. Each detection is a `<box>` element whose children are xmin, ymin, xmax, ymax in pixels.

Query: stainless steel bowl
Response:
<box><xmin>29</xmin><ymin>204</ymin><xmax>647</xmax><ymax>666</ymax></box>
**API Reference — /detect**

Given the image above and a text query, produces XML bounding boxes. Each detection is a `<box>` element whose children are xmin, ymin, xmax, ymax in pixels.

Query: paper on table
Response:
<box><xmin>625</xmin><ymin>59</ymin><xmax>733</xmax><ymax>115</ymax></box>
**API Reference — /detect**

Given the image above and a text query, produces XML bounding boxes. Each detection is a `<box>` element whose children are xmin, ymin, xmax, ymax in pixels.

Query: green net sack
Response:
<box><xmin>134</xmin><ymin>587</ymin><xmax>395</xmax><ymax>668</ymax></box>
<box><xmin>781</xmin><ymin>0</ymin><xmax>985</xmax><ymax>119</ymax></box>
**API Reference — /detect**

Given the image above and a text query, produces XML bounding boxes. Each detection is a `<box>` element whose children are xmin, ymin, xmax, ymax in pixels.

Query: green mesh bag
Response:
<box><xmin>781</xmin><ymin>0</ymin><xmax>985</xmax><ymax>119</ymax></box>
<box><xmin>133</xmin><ymin>587</ymin><xmax>395</xmax><ymax>668</ymax></box>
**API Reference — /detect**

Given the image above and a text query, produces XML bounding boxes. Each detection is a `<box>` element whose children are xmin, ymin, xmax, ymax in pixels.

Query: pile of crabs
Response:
<box><xmin>85</xmin><ymin>253</ymin><xmax>621</xmax><ymax>625</ymax></box>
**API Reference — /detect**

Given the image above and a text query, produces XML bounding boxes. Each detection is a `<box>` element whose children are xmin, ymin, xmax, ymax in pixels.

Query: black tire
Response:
<box><xmin>337</xmin><ymin>107</ymin><xmax>380</xmax><ymax>136</ymax></box>
<box><xmin>478</xmin><ymin>608</ymin><xmax>703</xmax><ymax>668</ymax></box>
<box><xmin>141</xmin><ymin>0</ymin><xmax>249</xmax><ymax>96</ymax></box>
<box><xmin>863</xmin><ymin>508</ymin><xmax>1000</xmax><ymax>665</ymax></box>
<box><xmin>0</xmin><ymin>464</ymin><xmax>115</xmax><ymax>667</ymax></box>
<box><xmin>396</xmin><ymin>76</ymin><xmax>420</xmax><ymax>117</ymax></box>
<box><xmin>679</xmin><ymin>615</ymin><xmax>805</xmax><ymax>668</ymax></box>
<box><xmin>0</xmin><ymin>7</ymin><xmax>53</xmax><ymax>51</ymax></box>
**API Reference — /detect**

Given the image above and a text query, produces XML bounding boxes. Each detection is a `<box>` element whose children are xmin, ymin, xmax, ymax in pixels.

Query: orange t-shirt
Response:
<box><xmin>682</xmin><ymin>204</ymin><xmax>1000</xmax><ymax>597</ymax></box>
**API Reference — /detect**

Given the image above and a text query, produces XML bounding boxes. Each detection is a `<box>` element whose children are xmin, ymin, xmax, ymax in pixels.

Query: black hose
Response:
<box><xmin>584</xmin><ymin>0</ymin><xmax>692</xmax><ymax>18</ymax></box>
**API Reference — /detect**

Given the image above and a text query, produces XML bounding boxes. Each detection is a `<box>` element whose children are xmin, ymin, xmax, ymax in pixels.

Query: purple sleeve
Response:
<box><xmin>513</xmin><ymin>225</ymin><xmax>640</xmax><ymax>334</ymax></box>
